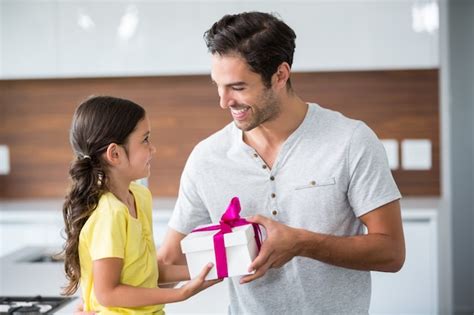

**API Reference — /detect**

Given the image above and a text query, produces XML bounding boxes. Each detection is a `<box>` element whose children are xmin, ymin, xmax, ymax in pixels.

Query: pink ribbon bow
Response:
<box><xmin>191</xmin><ymin>197</ymin><xmax>262</xmax><ymax>279</ymax></box>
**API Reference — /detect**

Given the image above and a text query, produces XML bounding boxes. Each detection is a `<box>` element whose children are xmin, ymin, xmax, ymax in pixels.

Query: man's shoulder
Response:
<box><xmin>310</xmin><ymin>103</ymin><xmax>358</xmax><ymax>124</ymax></box>
<box><xmin>309</xmin><ymin>103</ymin><xmax>363</xmax><ymax>137</ymax></box>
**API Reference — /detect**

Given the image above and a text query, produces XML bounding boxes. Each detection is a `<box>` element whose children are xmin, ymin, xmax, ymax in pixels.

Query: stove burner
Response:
<box><xmin>10</xmin><ymin>305</ymin><xmax>40</xmax><ymax>315</ymax></box>
<box><xmin>0</xmin><ymin>296</ymin><xmax>74</xmax><ymax>314</ymax></box>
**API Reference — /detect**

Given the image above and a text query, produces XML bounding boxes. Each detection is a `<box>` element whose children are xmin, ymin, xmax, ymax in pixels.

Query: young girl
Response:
<box><xmin>62</xmin><ymin>96</ymin><xmax>219</xmax><ymax>314</ymax></box>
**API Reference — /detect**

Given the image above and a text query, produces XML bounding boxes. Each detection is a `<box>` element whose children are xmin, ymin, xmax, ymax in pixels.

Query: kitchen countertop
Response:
<box><xmin>0</xmin><ymin>197</ymin><xmax>177</xmax><ymax>217</ymax></box>
<box><xmin>0</xmin><ymin>246</ymin><xmax>79</xmax><ymax>314</ymax></box>
<box><xmin>0</xmin><ymin>196</ymin><xmax>441</xmax><ymax>211</ymax></box>
<box><xmin>0</xmin><ymin>197</ymin><xmax>442</xmax><ymax>225</ymax></box>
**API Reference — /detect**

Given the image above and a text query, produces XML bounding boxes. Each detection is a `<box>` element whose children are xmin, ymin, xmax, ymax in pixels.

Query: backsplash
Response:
<box><xmin>0</xmin><ymin>69</ymin><xmax>439</xmax><ymax>198</ymax></box>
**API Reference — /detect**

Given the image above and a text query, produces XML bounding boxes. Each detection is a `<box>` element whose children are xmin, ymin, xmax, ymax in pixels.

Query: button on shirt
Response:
<box><xmin>169</xmin><ymin>103</ymin><xmax>401</xmax><ymax>314</ymax></box>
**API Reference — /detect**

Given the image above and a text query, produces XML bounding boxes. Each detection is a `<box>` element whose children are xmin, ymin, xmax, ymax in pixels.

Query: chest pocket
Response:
<box><xmin>292</xmin><ymin>177</ymin><xmax>344</xmax><ymax>231</ymax></box>
<box><xmin>294</xmin><ymin>177</ymin><xmax>336</xmax><ymax>190</ymax></box>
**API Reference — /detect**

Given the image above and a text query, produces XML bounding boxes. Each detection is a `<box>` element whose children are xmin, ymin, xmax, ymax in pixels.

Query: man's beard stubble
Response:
<box><xmin>234</xmin><ymin>88</ymin><xmax>281</xmax><ymax>132</ymax></box>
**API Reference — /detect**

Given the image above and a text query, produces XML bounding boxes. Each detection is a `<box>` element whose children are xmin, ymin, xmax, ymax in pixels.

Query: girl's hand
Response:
<box><xmin>74</xmin><ymin>299</ymin><xmax>96</xmax><ymax>315</ymax></box>
<box><xmin>180</xmin><ymin>263</ymin><xmax>223</xmax><ymax>299</ymax></box>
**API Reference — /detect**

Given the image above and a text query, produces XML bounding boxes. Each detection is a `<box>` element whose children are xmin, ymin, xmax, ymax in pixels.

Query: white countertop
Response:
<box><xmin>0</xmin><ymin>196</ymin><xmax>441</xmax><ymax>219</ymax></box>
<box><xmin>0</xmin><ymin>196</ymin><xmax>441</xmax><ymax>210</ymax></box>
<box><xmin>0</xmin><ymin>197</ymin><xmax>176</xmax><ymax>217</ymax></box>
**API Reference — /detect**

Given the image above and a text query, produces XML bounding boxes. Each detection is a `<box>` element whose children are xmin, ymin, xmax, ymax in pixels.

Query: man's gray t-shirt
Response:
<box><xmin>169</xmin><ymin>103</ymin><xmax>401</xmax><ymax>314</ymax></box>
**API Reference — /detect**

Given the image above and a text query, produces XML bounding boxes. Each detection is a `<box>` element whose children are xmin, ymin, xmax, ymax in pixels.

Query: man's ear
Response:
<box><xmin>272</xmin><ymin>62</ymin><xmax>291</xmax><ymax>90</ymax></box>
<box><xmin>104</xmin><ymin>143</ymin><xmax>121</xmax><ymax>166</ymax></box>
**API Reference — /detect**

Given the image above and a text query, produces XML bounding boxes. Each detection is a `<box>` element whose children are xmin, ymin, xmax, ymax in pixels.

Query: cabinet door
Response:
<box><xmin>2</xmin><ymin>1</ymin><xmax>438</xmax><ymax>79</ymax></box>
<box><xmin>370</xmin><ymin>215</ymin><xmax>438</xmax><ymax>314</ymax></box>
<box><xmin>1</xmin><ymin>1</ymin><xmax>57</xmax><ymax>78</ymax></box>
<box><xmin>0</xmin><ymin>223</ymin><xmax>63</xmax><ymax>257</ymax></box>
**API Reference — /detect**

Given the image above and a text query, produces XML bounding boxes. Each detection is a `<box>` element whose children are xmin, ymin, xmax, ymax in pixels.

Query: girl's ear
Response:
<box><xmin>104</xmin><ymin>143</ymin><xmax>121</xmax><ymax>166</ymax></box>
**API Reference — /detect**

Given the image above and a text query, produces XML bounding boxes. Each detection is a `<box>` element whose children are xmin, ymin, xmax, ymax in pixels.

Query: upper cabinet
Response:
<box><xmin>0</xmin><ymin>0</ymin><xmax>439</xmax><ymax>79</ymax></box>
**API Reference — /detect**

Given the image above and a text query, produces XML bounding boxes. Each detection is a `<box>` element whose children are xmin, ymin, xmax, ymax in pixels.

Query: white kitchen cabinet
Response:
<box><xmin>0</xmin><ymin>198</ymin><xmax>175</xmax><ymax>257</ymax></box>
<box><xmin>0</xmin><ymin>1</ymin><xmax>58</xmax><ymax>78</ymax></box>
<box><xmin>0</xmin><ymin>222</ymin><xmax>63</xmax><ymax>256</ymax></box>
<box><xmin>370</xmin><ymin>210</ymin><xmax>438</xmax><ymax>314</ymax></box>
<box><xmin>0</xmin><ymin>208</ymin><xmax>64</xmax><ymax>257</ymax></box>
<box><xmin>1</xmin><ymin>0</ymin><xmax>439</xmax><ymax>79</ymax></box>
<box><xmin>0</xmin><ymin>200</ymin><xmax>439</xmax><ymax>314</ymax></box>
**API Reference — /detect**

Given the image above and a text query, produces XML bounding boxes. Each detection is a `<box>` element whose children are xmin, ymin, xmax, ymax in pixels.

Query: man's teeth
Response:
<box><xmin>231</xmin><ymin>107</ymin><xmax>249</xmax><ymax>114</ymax></box>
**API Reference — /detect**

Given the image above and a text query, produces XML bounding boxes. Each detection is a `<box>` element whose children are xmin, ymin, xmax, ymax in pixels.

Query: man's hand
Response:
<box><xmin>240</xmin><ymin>215</ymin><xmax>301</xmax><ymax>284</ymax></box>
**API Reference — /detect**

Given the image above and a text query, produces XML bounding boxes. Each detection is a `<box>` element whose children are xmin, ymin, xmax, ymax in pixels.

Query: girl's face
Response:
<box><xmin>122</xmin><ymin>116</ymin><xmax>156</xmax><ymax>181</ymax></box>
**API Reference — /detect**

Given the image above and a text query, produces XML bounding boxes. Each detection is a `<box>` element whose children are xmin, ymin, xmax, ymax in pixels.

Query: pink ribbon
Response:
<box><xmin>191</xmin><ymin>197</ymin><xmax>262</xmax><ymax>279</ymax></box>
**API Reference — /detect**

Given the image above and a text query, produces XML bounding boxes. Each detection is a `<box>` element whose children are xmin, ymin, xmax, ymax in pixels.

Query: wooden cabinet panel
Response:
<box><xmin>0</xmin><ymin>70</ymin><xmax>439</xmax><ymax>198</ymax></box>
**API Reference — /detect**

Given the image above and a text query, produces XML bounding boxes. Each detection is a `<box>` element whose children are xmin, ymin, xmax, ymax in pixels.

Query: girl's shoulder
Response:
<box><xmin>83</xmin><ymin>192</ymin><xmax>129</xmax><ymax>228</ymax></box>
<box><xmin>80</xmin><ymin>192</ymin><xmax>129</xmax><ymax>241</ymax></box>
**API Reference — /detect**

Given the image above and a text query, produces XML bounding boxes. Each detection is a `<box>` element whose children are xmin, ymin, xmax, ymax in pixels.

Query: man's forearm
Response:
<box><xmin>294</xmin><ymin>229</ymin><xmax>404</xmax><ymax>272</ymax></box>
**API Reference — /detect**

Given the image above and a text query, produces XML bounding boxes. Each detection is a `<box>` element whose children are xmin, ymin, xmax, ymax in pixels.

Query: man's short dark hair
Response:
<box><xmin>204</xmin><ymin>11</ymin><xmax>297</xmax><ymax>89</ymax></box>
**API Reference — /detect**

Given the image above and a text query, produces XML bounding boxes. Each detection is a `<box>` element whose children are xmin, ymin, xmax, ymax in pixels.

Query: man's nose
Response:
<box><xmin>219</xmin><ymin>90</ymin><xmax>235</xmax><ymax>109</ymax></box>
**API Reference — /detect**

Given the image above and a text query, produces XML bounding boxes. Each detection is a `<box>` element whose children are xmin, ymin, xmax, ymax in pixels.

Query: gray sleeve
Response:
<box><xmin>168</xmin><ymin>148</ymin><xmax>212</xmax><ymax>234</ymax></box>
<box><xmin>347</xmin><ymin>122</ymin><xmax>402</xmax><ymax>217</ymax></box>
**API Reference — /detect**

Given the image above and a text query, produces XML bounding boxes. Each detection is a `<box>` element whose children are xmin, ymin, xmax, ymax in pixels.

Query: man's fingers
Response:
<box><xmin>240</xmin><ymin>259</ymin><xmax>272</xmax><ymax>284</ymax></box>
<box><xmin>246</xmin><ymin>214</ymin><xmax>270</xmax><ymax>227</ymax></box>
<box><xmin>271</xmin><ymin>258</ymin><xmax>287</xmax><ymax>269</ymax></box>
<box><xmin>248</xmin><ymin>246</ymin><xmax>273</xmax><ymax>272</ymax></box>
<box><xmin>239</xmin><ymin>269</ymin><xmax>263</xmax><ymax>284</ymax></box>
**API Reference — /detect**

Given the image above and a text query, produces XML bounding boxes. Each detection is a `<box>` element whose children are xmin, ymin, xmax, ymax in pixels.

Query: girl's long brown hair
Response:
<box><xmin>62</xmin><ymin>96</ymin><xmax>145</xmax><ymax>295</ymax></box>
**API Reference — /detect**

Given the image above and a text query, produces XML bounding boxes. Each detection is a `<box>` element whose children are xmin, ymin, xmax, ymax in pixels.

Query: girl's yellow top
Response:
<box><xmin>79</xmin><ymin>182</ymin><xmax>164</xmax><ymax>314</ymax></box>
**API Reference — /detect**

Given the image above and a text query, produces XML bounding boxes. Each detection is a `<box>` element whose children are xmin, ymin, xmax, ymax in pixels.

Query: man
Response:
<box><xmin>159</xmin><ymin>11</ymin><xmax>405</xmax><ymax>314</ymax></box>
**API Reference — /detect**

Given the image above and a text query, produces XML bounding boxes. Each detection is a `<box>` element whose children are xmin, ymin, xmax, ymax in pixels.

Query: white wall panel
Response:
<box><xmin>1</xmin><ymin>1</ymin><xmax>58</xmax><ymax>77</ymax></box>
<box><xmin>1</xmin><ymin>1</ymin><xmax>439</xmax><ymax>79</ymax></box>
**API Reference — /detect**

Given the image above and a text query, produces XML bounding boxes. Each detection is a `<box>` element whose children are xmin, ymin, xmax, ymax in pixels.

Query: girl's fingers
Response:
<box><xmin>202</xmin><ymin>278</ymin><xmax>223</xmax><ymax>289</ymax></box>
<box><xmin>197</xmin><ymin>262</ymin><xmax>214</xmax><ymax>280</ymax></box>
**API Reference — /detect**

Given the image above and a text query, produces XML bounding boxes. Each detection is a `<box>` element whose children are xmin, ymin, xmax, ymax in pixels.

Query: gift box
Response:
<box><xmin>180</xmin><ymin>197</ymin><xmax>262</xmax><ymax>280</ymax></box>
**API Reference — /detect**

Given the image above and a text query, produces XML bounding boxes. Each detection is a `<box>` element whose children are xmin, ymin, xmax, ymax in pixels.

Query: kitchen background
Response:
<box><xmin>0</xmin><ymin>0</ymin><xmax>472</xmax><ymax>314</ymax></box>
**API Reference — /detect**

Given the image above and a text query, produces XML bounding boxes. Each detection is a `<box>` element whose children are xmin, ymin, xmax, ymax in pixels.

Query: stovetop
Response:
<box><xmin>0</xmin><ymin>296</ymin><xmax>74</xmax><ymax>314</ymax></box>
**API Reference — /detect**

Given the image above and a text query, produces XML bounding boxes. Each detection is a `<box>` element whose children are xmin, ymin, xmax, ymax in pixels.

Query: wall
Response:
<box><xmin>448</xmin><ymin>0</ymin><xmax>474</xmax><ymax>313</ymax></box>
<box><xmin>1</xmin><ymin>0</ymin><xmax>439</xmax><ymax>79</ymax></box>
<box><xmin>438</xmin><ymin>0</ymin><xmax>453</xmax><ymax>312</ymax></box>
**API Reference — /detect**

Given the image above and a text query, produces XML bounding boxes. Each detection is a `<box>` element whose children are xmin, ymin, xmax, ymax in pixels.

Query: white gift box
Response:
<box><xmin>180</xmin><ymin>223</ymin><xmax>259</xmax><ymax>280</ymax></box>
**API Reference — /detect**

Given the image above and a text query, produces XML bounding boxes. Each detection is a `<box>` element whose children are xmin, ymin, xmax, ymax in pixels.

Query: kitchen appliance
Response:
<box><xmin>0</xmin><ymin>296</ymin><xmax>74</xmax><ymax>314</ymax></box>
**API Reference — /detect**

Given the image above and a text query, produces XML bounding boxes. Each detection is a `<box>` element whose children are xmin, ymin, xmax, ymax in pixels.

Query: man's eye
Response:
<box><xmin>232</xmin><ymin>87</ymin><xmax>244</xmax><ymax>91</ymax></box>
